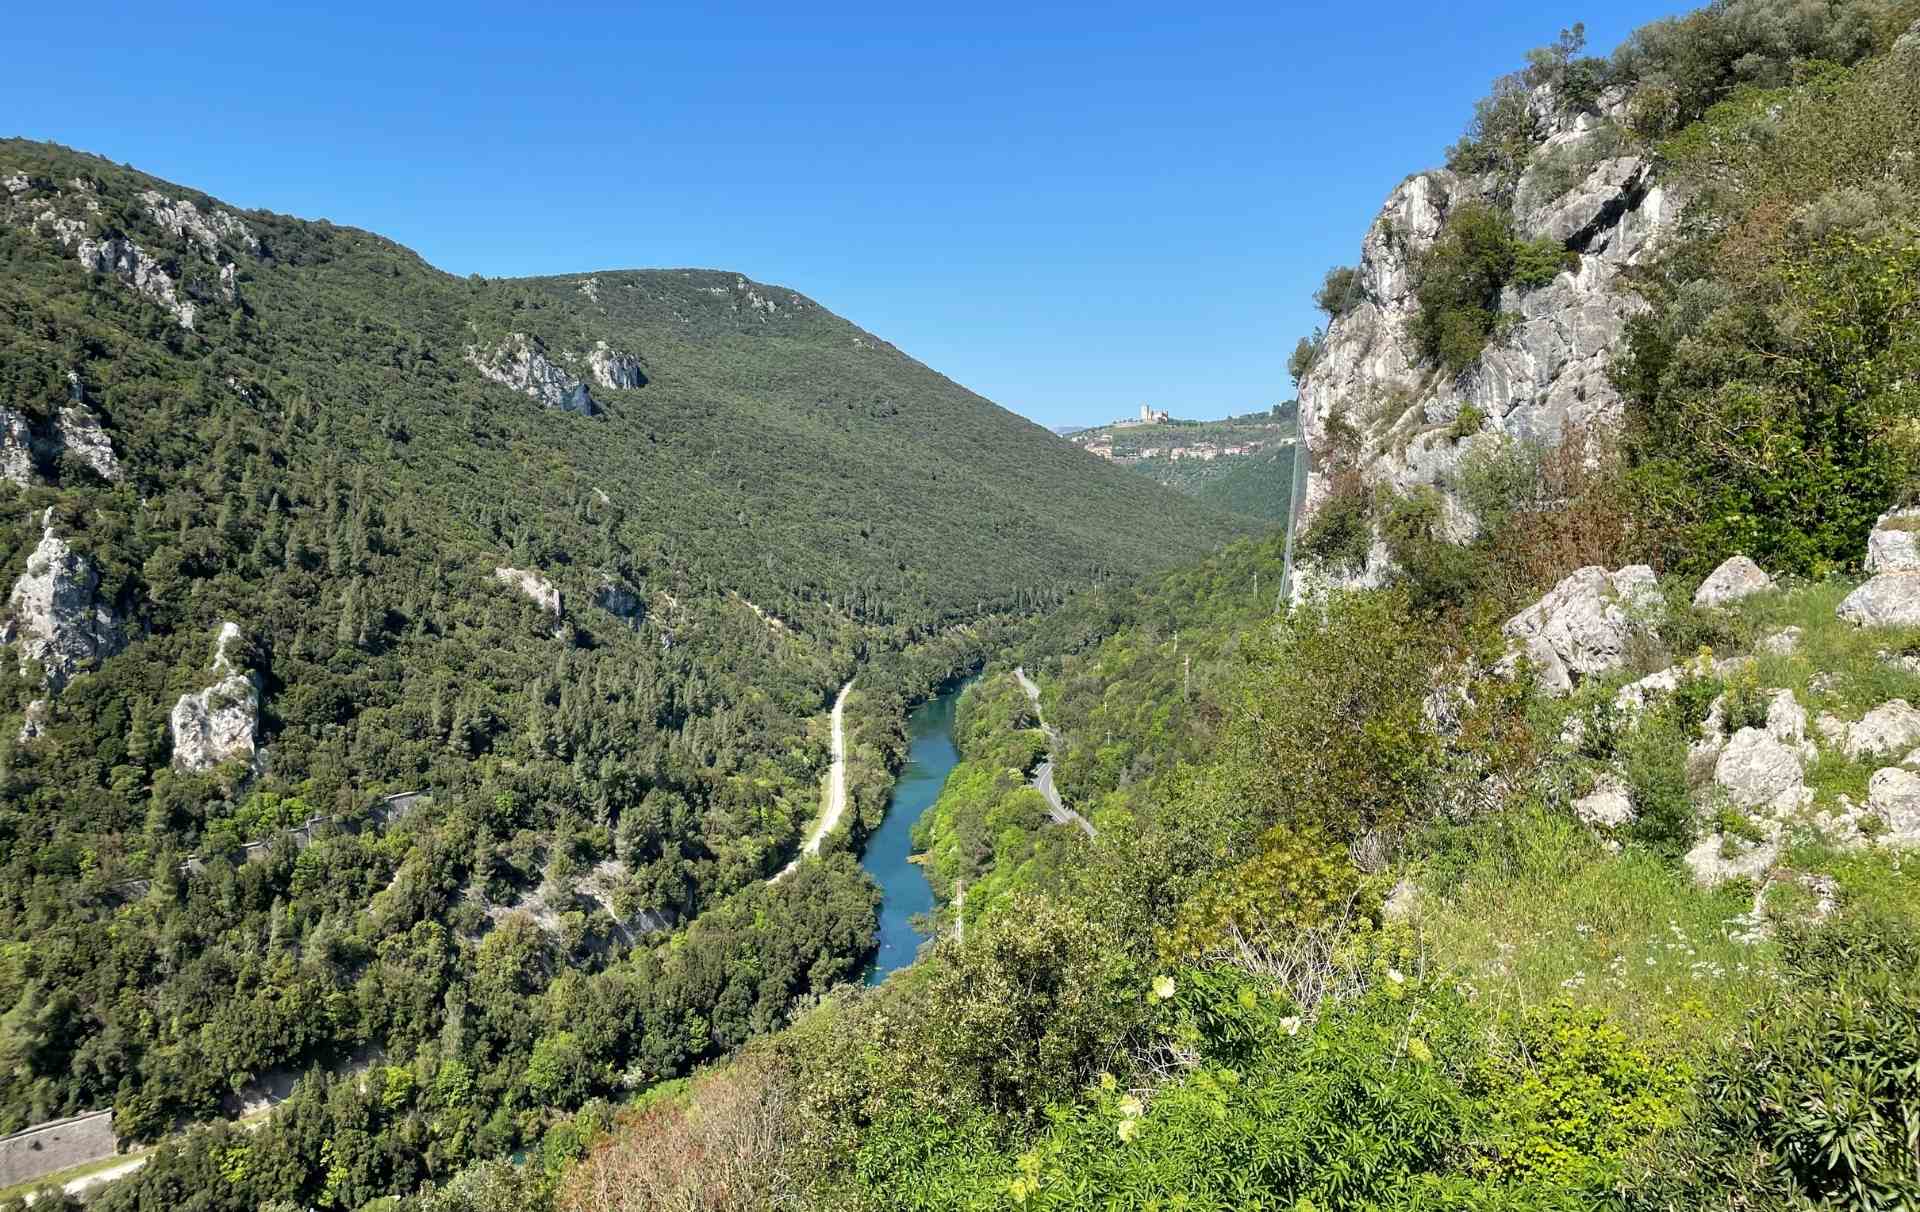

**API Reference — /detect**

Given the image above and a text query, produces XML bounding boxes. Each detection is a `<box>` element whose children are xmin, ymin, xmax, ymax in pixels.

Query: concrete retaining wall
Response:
<box><xmin>0</xmin><ymin>1110</ymin><xmax>115</xmax><ymax>1189</ymax></box>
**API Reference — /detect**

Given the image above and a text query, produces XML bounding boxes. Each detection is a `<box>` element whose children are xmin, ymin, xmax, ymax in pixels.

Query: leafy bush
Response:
<box><xmin>1314</xmin><ymin>265</ymin><xmax>1365</xmax><ymax>318</ymax></box>
<box><xmin>1298</xmin><ymin>472</ymin><xmax>1373</xmax><ymax>572</ymax></box>
<box><xmin>1287</xmin><ymin>329</ymin><xmax>1322</xmax><ymax>386</ymax></box>
<box><xmin>1409</xmin><ymin>205</ymin><xmax>1569</xmax><ymax>377</ymax></box>
<box><xmin>1380</xmin><ymin>488</ymin><xmax>1486</xmax><ymax>614</ymax></box>
<box><xmin>1621</xmin><ymin>230</ymin><xmax>1920</xmax><ymax>576</ymax></box>
<box><xmin>1156</xmin><ymin>824</ymin><xmax>1361</xmax><ymax>961</ymax></box>
<box><xmin>1631</xmin><ymin>910</ymin><xmax>1920</xmax><ymax>1211</ymax></box>
<box><xmin>1448</xmin><ymin>404</ymin><xmax>1486</xmax><ymax>442</ymax></box>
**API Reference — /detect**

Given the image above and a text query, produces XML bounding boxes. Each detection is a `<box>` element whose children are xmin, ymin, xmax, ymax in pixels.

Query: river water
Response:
<box><xmin>861</xmin><ymin>677</ymin><xmax>972</xmax><ymax>983</ymax></box>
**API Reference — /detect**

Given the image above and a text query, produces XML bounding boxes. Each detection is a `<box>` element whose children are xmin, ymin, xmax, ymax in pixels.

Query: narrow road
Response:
<box><xmin>772</xmin><ymin>679</ymin><xmax>855</xmax><ymax>882</ymax></box>
<box><xmin>1013</xmin><ymin>667</ymin><xmax>1095</xmax><ymax>839</ymax></box>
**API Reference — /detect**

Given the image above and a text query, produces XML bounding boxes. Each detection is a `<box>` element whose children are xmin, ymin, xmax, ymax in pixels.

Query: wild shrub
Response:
<box><xmin>1314</xmin><ymin>265</ymin><xmax>1365</xmax><ymax>318</ymax></box>
<box><xmin>1630</xmin><ymin>910</ymin><xmax>1920</xmax><ymax>1211</ymax></box>
<box><xmin>1222</xmin><ymin>589</ymin><xmax>1444</xmax><ymax>846</ymax></box>
<box><xmin>1155</xmin><ymin>825</ymin><xmax>1362</xmax><ymax>961</ymax></box>
<box><xmin>1298</xmin><ymin>471</ymin><xmax>1373</xmax><ymax>573</ymax></box>
<box><xmin>1409</xmin><ymin>204</ymin><xmax>1522</xmax><ymax>376</ymax></box>
<box><xmin>1621</xmin><ymin>230</ymin><xmax>1920</xmax><ymax>576</ymax></box>
<box><xmin>1380</xmin><ymin>488</ymin><xmax>1487</xmax><ymax>614</ymax></box>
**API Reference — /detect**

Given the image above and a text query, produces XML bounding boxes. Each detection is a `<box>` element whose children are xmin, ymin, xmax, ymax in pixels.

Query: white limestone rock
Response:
<box><xmin>467</xmin><ymin>334</ymin><xmax>598</xmax><ymax>415</ymax></box>
<box><xmin>1292</xmin><ymin>88</ymin><xmax>1673</xmax><ymax>585</ymax></box>
<box><xmin>1574</xmin><ymin>776</ymin><xmax>1635</xmax><ymax>828</ymax></box>
<box><xmin>1866</xmin><ymin>509</ymin><xmax>1920</xmax><ymax>573</ymax></box>
<box><xmin>1867</xmin><ymin>767</ymin><xmax>1920</xmax><ymax>843</ymax></box>
<box><xmin>1693</xmin><ymin>556</ymin><xmax>1774</xmax><ymax>609</ymax></box>
<box><xmin>1685</xmin><ymin>833</ymin><xmax>1779</xmax><ymax>888</ymax></box>
<box><xmin>17</xmin><ymin>698</ymin><xmax>48</xmax><ymax>743</ymax></box>
<box><xmin>1843</xmin><ymin>700</ymin><xmax>1920</xmax><ymax>761</ymax></box>
<box><xmin>494</xmin><ymin>567</ymin><xmax>562</xmax><ymax>617</ymax></box>
<box><xmin>54</xmin><ymin>406</ymin><xmax>119</xmax><ymax>480</ymax></box>
<box><xmin>4</xmin><ymin>512</ymin><xmax>123</xmax><ymax>693</ymax></box>
<box><xmin>170</xmin><ymin>621</ymin><xmax>259</xmax><ymax>773</ymax></box>
<box><xmin>1760</xmin><ymin>626</ymin><xmax>1803</xmax><ymax>656</ymax></box>
<box><xmin>1500</xmin><ymin>565</ymin><xmax>1662</xmax><ymax>694</ymax></box>
<box><xmin>1838</xmin><ymin>572</ymin><xmax>1920</xmax><ymax>628</ymax></box>
<box><xmin>1714</xmin><ymin>726</ymin><xmax>1810</xmax><ymax>814</ymax></box>
<box><xmin>587</xmin><ymin>342</ymin><xmax>646</xmax><ymax>390</ymax></box>
<box><xmin>138</xmin><ymin>190</ymin><xmax>258</xmax><ymax>258</ymax></box>
<box><xmin>0</xmin><ymin>409</ymin><xmax>34</xmax><ymax>487</ymax></box>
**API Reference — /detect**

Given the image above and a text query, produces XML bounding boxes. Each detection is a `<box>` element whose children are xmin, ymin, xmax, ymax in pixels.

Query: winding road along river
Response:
<box><xmin>861</xmin><ymin>677</ymin><xmax>974</xmax><ymax>982</ymax></box>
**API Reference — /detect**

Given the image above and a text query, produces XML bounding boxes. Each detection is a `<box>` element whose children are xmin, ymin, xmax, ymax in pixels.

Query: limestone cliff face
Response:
<box><xmin>3</xmin><ymin>510</ymin><xmax>124</xmax><ymax>693</ymax></box>
<box><xmin>2</xmin><ymin>173</ymin><xmax>258</xmax><ymax>331</ymax></box>
<box><xmin>1296</xmin><ymin>86</ymin><xmax>1673</xmax><ymax>584</ymax></box>
<box><xmin>494</xmin><ymin>566</ymin><xmax>563</xmax><ymax>617</ymax></box>
<box><xmin>169</xmin><ymin>621</ymin><xmax>261</xmax><ymax>773</ymax></box>
<box><xmin>588</xmin><ymin>341</ymin><xmax>647</xmax><ymax>390</ymax></box>
<box><xmin>467</xmin><ymin>333</ymin><xmax>603</xmax><ymax>415</ymax></box>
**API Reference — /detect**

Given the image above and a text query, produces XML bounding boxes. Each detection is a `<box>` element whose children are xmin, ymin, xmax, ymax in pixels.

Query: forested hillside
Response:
<box><xmin>539</xmin><ymin>5</ymin><xmax>1920</xmax><ymax>1212</ymax></box>
<box><xmin>0</xmin><ymin>137</ymin><xmax>1253</xmax><ymax>1203</ymax></box>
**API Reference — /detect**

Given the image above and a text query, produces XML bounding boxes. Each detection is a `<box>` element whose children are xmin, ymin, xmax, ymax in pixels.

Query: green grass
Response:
<box><xmin>1417</xmin><ymin>810</ymin><xmax>1780</xmax><ymax>1044</ymax></box>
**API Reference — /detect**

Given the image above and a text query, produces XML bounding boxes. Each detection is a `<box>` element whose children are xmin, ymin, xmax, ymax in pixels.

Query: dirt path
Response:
<box><xmin>1013</xmin><ymin>668</ymin><xmax>1095</xmax><ymax>839</ymax></box>
<box><xmin>772</xmin><ymin>679</ymin><xmax>855</xmax><ymax>882</ymax></box>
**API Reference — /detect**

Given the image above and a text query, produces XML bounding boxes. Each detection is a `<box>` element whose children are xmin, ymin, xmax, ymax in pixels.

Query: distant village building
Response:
<box><xmin>1139</xmin><ymin>404</ymin><xmax>1170</xmax><ymax>424</ymax></box>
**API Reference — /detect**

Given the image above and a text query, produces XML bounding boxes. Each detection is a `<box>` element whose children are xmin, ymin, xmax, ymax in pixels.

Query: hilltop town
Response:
<box><xmin>1069</xmin><ymin>401</ymin><xmax>1297</xmax><ymax>493</ymax></box>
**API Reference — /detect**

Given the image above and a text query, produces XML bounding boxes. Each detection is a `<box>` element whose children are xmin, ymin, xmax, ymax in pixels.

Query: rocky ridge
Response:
<box><xmin>466</xmin><ymin>333</ymin><xmax>648</xmax><ymax>415</ymax></box>
<box><xmin>3</xmin><ymin>509</ymin><xmax>123</xmax><ymax>694</ymax></box>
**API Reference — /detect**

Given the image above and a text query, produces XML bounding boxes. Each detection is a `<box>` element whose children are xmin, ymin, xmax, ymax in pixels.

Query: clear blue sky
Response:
<box><xmin>3</xmin><ymin>1</ymin><xmax>1682</xmax><ymax>429</ymax></box>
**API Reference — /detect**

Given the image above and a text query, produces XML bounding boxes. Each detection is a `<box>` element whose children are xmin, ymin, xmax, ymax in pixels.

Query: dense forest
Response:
<box><xmin>0</xmin><ymin>137</ymin><xmax>1254</xmax><ymax>1205</ymax></box>
<box><xmin>514</xmin><ymin>4</ymin><xmax>1920</xmax><ymax>1212</ymax></box>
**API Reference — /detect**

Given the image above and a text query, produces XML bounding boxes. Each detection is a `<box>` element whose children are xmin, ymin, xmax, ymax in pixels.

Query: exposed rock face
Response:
<box><xmin>588</xmin><ymin>342</ymin><xmax>647</xmax><ymax>390</ymax></box>
<box><xmin>1841</xmin><ymin>700</ymin><xmax>1920</xmax><ymax>761</ymax></box>
<box><xmin>594</xmin><ymin>578</ymin><xmax>643</xmax><ymax>628</ymax></box>
<box><xmin>1838</xmin><ymin>573</ymin><xmax>1920</xmax><ymax>627</ymax></box>
<box><xmin>1693</xmin><ymin>556</ymin><xmax>1773</xmax><ymax>609</ymax></box>
<box><xmin>1715</xmin><ymin>726</ymin><xmax>1810</xmax><ymax>814</ymax></box>
<box><xmin>4</xmin><ymin>512</ymin><xmax>123</xmax><ymax>693</ymax></box>
<box><xmin>1295</xmin><ymin>85</ymin><xmax>1673</xmax><ymax>580</ymax></box>
<box><xmin>17</xmin><ymin>699</ymin><xmax>48</xmax><ymax>744</ymax></box>
<box><xmin>467</xmin><ymin>333</ymin><xmax>573</xmax><ymax>406</ymax></box>
<box><xmin>1866</xmin><ymin>509</ymin><xmax>1920</xmax><ymax>573</ymax></box>
<box><xmin>1499</xmin><ymin>564</ymin><xmax>1662</xmax><ymax>694</ymax></box>
<box><xmin>1761</xmin><ymin>626</ymin><xmax>1803</xmax><ymax>656</ymax></box>
<box><xmin>55</xmin><ymin>406</ymin><xmax>119</xmax><ymax>480</ymax></box>
<box><xmin>1840</xmin><ymin>511</ymin><xmax>1920</xmax><ymax>626</ymax></box>
<box><xmin>138</xmin><ymin>190</ymin><xmax>258</xmax><ymax>257</ymax></box>
<box><xmin>494</xmin><ymin>567</ymin><xmax>562</xmax><ymax>616</ymax></box>
<box><xmin>170</xmin><ymin>622</ymin><xmax>260</xmax><ymax>773</ymax></box>
<box><xmin>467</xmin><ymin>333</ymin><xmax>601</xmax><ymax>415</ymax></box>
<box><xmin>0</xmin><ymin>411</ymin><xmax>33</xmax><ymax>487</ymax></box>
<box><xmin>1574</xmin><ymin>776</ymin><xmax>1635</xmax><ymax>828</ymax></box>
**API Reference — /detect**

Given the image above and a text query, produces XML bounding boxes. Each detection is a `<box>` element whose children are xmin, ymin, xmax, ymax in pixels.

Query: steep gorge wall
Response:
<box><xmin>1295</xmin><ymin>85</ymin><xmax>1673</xmax><ymax>587</ymax></box>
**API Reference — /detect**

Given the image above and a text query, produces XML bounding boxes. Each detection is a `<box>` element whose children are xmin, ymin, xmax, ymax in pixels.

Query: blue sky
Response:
<box><xmin>4</xmin><ymin>2</ymin><xmax>1682</xmax><ymax>429</ymax></box>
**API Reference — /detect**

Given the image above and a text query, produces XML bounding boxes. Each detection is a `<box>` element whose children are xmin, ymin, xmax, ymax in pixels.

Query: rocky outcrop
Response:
<box><xmin>169</xmin><ymin>621</ymin><xmax>260</xmax><ymax>773</ymax></box>
<box><xmin>0</xmin><ymin>411</ymin><xmax>33</xmax><ymax>487</ymax></box>
<box><xmin>1294</xmin><ymin>86</ymin><xmax>1673</xmax><ymax>585</ymax></box>
<box><xmin>55</xmin><ymin>404</ymin><xmax>120</xmax><ymax>480</ymax></box>
<box><xmin>1574</xmin><ymin>776</ymin><xmax>1635</xmax><ymax>828</ymax></box>
<box><xmin>494</xmin><ymin>567</ymin><xmax>562</xmax><ymax>616</ymax></box>
<box><xmin>1866</xmin><ymin>508</ymin><xmax>1920</xmax><ymax>573</ymax></box>
<box><xmin>1499</xmin><ymin>564</ymin><xmax>1662</xmax><ymax>694</ymax></box>
<box><xmin>588</xmin><ymin>342</ymin><xmax>647</xmax><ymax>390</ymax></box>
<box><xmin>1693</xmin><ymin>556</ymin><xmax>1773</xmax><ymax>609</ymax></box>
<box><xmin>138</xmin><ymin>190</ymin><xmax>258</xmax><ymax>257</ymax></box>
<box><xmin>467</xmin><ymin>333</ymin><xmax>600</xmax><ymax>415</ymax></box>
<box><xmin>1841</xmin><ymin>510</ymin><xmax>1920</xmax><ymax>626</ymax></box>
<box><xmin>4</xmin><ymin>511</ymin><xmax>123</xmax><ymax>693</ymax></box>
<box><xmin>1839</xmin><ymin>700</ymin><xmax>1920</xmax><ymax>761</ymax></box>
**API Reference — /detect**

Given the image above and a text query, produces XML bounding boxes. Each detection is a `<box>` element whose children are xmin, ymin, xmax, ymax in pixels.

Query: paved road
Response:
<box><xmin>773</xmin><ymin>679</ymin><xmax>855</xmax><ymax>882</ymax></box>
<box><xmin>1013</xmin><ymin>668</ymin><xmax>1095</xmax><ymax>839</ymax></box>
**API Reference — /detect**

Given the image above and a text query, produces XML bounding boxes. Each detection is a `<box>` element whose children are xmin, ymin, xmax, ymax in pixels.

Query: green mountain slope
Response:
<box><xmin>0</xmin><ymin>137</ymin><xmax>1250</xmax><ymax>1154</ymax></box>
<box><xmin>1191</xmin><ymin>443</ymin><xmax>1297</xmax><ymax>523</ymax></box>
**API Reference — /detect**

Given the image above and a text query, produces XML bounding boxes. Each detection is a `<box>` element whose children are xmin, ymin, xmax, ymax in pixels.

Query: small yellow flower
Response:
<box><xmin>1407</xmin><ymin>1037</ymin><xmax>1433</xmax><ymax>1065</ymax></box>
<box><xmin>1118</xmin><ymin>1117</ymin><xmax>1140</xmax><ymax>1143</ymax></box>
<box><xmin>1238</xmin><ymin>987</ymin><xmax>1259</xmax><ymax>1010</ymax></box>
<box><xmin>1118</xmin><ymin>1095</ymin><xmax>1144</xmax><ymax>1119</ymax></box>
<box><xmin>1098</xmin><ymin>1071</ymin><xmax>1117</xmax><ymax>1092</ymax></box>
<box><xmin>1151</xmin><ymin>974</ymin><xmax>1177</xmax><ymax>1001</ymax></box>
